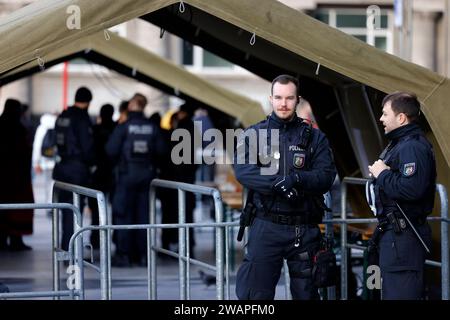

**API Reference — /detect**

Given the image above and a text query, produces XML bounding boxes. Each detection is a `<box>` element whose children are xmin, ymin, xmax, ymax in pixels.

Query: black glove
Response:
<box><xmin>272</xmin><ymin>173</ymin><xmax>300</xmax><ymax>194</ymax></box>
<box><xmin>284</xmin><ymin>188</ymin><xmax>299</xmax><ymax>203</ymax></box>
<box><xmin>273</xmin><ymin>174</ymin><xmax>300</xmax><ymax>203</ymax></box>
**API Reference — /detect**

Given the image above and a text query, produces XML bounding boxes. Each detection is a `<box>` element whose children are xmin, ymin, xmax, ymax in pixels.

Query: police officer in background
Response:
<box><xmin>368</xmin><ymin>92</ymin><xmax>436</xmax><ymax>300</ymax></box>
<box><xmin>53</xmin><ymin>87</ymin><xmax>95</xmax><ymax>251</ymax></box>
<box><xmin>234</xmin><ymin>75</ymin><xmax>336</xmax><ymax>300</ymax></box>
<box><xmin>106</xmin><ymin>93</ymin><xmax>166</xmax><ymax>267</ymax></box>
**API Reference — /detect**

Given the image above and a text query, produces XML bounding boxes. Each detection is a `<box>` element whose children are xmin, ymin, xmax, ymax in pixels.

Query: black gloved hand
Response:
<box><xmin>272</xmin><ymin>173</ymin><xmax>300</xmax><ymax>194</ymax></box>
<box><xmin>273</xmin><ymin>174</ymin><xmax>300</xmax><ymax>203</ymax></box>
<box><xmin>283</xmin><ymin>188</ymin><xmax>299</xmax><ymax>203</ymax></box>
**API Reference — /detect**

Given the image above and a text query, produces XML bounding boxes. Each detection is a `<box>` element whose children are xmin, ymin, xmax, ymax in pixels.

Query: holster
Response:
<box><xmin>237</xmin><ymin>191</ymin><xmax>256</xmax><ymax>242</ymax></box>
<box><xmin>312</xmin><ymin>237</ymin><xmax>338</xmax><ymax>288</ymax></box>
<box><xmin>367</xmin><ymin>227</ymin><xmax>381</xmax><ymax>266</ymax></box>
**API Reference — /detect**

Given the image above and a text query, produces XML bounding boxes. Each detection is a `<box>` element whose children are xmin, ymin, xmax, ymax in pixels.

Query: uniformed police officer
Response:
<box><xmin>106</xmin><ymin>93</ymin><xmax>166</xmax><ymax>267</ymax></box>
<box><xmin>53</xmin><ymin>87</ymin><xmax>95</xmax><ymax>251</ymax></box>
<box><xmin>234</xmin><ymin>75</ymin><xmax>336</xmax><ymax>300</ymax></box>
<box><xmin>368</xmin><ymin>92</ymin><xmax>436</xmax><ymax>300</ymax></box>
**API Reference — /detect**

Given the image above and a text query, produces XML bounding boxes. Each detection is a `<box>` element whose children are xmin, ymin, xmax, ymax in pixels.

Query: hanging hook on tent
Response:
<box><xmin>250</xmin><ymin>32</ymin><xmax>256</xmax><ymax>46</ymax></box>
<box><xmin>315</xmin><ymin>61</ymin><xmax>321</xmax><ymax>76</ymax></box>
<box><xmin>34</xmin><ymin>50</ymin><xmax>45</xmax><ymax>70</ymax></box>
<box><xmin>104</xmin><ymin>29</ymin><xmax>111</xmax><ymax>41</ymax></box>
<box><xmin>179</xmin><ymin>1</ymin><xmax>185</xmax><ymax>13</ymax></box>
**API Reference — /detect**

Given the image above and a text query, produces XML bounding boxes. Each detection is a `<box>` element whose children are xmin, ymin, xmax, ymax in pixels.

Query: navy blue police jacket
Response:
<box><xmin>52</xmin><ymin>106</ymin><xmax>95</xmax><ymax>185</ymax></box>
<box><xmin>105</xmin><ymin>111</ymin><xmax>166</xmax><ymax>183</ymax></box>
<box><xmin>233</xmin><ymin>112</ymin><xmax>336</xmax><ymax>216</ymax></box>
<box><xmin>374</xmin><ymin>123</ymin><xmax>436</xmax><ymax>221</ymax></box>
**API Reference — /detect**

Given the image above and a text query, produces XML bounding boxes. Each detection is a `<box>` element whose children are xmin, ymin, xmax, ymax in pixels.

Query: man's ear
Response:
<box><xmin>398</xmin><ymin>112</ymin><xmax>408</xmax><ymax>125</ymax></box>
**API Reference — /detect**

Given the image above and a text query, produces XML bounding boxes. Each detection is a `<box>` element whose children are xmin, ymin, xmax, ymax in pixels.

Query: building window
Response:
<box><xmin>182</xmin><ymin>40</ymin><xmax>235</xmax><ymax>71</ymax></box>
<box><xmin>315</xmin><ymin>8</ymin><xmax>393</xmax><ymax>53</ymax></box>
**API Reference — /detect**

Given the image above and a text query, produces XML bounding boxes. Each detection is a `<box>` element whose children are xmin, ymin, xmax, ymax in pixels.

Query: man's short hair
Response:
<box><xmin>382</xmin><ymin>91</ymin><xmax>421</xmax><ymax>122</ymax></box>
<box><xmin>131</xmin><ymin>93</ymin><xmax>147</xmax><ymax>109</ymax></box>
<box><xmin>100</xmin><ymin>104</ymin><xmax>114</xmax><ymax>120</ymax></box>
<box><xmin>271</xmin><ymin>74</ymin><xmax>300</xmax><ymax>97</ymax></box>
<box><xmin>74</xmin><ymin>87</ymin><xmax>92</xmax><ymax>103</ymax></box>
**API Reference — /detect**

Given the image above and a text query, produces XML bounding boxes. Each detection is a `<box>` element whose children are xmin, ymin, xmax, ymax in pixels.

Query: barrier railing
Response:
<box><xmin>0</xmin><ymin>202</ymin><xmax>82</xmax><ymax>299</ymax></box>
<box><xmin>52</xmin><ymin>181</ymin><xmax>110</xmax><ymax>299</ymax></box>
<box><xmin>149</xmin><ymin>179</ymin><xmax>226</xmax><ymax>300</ymax></box>
<box><xmin>2</xmin><ymin>178</ymin><xmax>447</xmax><ymax>300</ymax></box>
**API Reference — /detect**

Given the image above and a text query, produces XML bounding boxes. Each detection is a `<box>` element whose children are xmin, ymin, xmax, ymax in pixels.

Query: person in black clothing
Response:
<box><xmin>234</xmin><ymin>75</ymin><xmax>336</xmax><ymax>300</ymax></box>
<box><xmin>53</xmin><ymin>87</ymin><xmax>95</xmax><ymax>251</ymax></box>
<box><xmin>106</xmin><ymin>93</ymin><xmax>167</xmax><ymax>267</ymax></box>
<box><xmin>88</xmin><ymin>104</ymin><xmax>116</xmax><ymax>249</ymax></box>
<box><xmin>159</xmin><ymin>104</ymin><xmax>198</xmax><ymax>256</ymax></box>
<box><xmin>0</xmin><ymin>99</ymin><xmax>35</xmax><ymax>251</ymax></box>
<box><xmin>368</xmin><ymin>92</ymin><xmax>436</xmax><ymax>299</ymax></box>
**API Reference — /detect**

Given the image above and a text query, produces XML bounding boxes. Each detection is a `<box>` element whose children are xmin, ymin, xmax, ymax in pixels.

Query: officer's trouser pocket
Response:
<box><xmin>379</xmin><ymin>229</ymin><xmax>426</xmax><ymax>272</ymax></box>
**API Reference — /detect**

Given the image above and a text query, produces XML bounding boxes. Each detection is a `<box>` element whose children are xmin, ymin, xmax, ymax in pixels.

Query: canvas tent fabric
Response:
<box><xmin>0</xmin><ymin>0</ymin><xmax>448</xmax><ymax>168</ymax></box>
<box><xmin>0</xmin><ymin>32</ymin><xmax>265</xmax><ymax>127</ymax></box>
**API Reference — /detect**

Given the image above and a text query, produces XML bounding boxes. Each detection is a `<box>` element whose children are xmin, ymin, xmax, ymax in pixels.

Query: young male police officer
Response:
<box><xmin>233</xmin><ymin>75</ymin><xmax>336</xmax><ymax>300</ymax></box>
<box><xmin>106</xmin><ymin>93</ymin><xmax>166</xmax><ymax>267</ymax></box>
<box><xmin>368</xmin><ymin>92</ymin><xmax>436</xmax><ymax>300</ymax></box>
<box><xmin>53</xmin><ymin>87</ymin><xmax>95</xmax><ymax>251</ymax></box>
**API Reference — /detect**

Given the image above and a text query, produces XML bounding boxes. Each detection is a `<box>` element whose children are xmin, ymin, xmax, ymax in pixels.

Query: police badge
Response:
<box><xmin>293</xmin><ymin>153</ymin><xmax>305</xmax><ymax>168</ymax></box>
<box><xmin>403</xmin><ymin>162</ymin><xmax>416</xmax><ymax>176</ymax></box>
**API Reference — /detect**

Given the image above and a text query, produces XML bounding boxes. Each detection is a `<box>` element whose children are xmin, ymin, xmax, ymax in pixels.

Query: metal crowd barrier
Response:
<box><xmin>52</xmin><ymin>181</ymin><xmax>110</xmax><ymax>300</ymax></box>
<box><xmin>2</xmin><ymin>178</ymin><xmax>447</xmax><ymax>300</ymax></box>
<box><xmin>62</xmin><ymin>179</ymin><xmax>235</xmax><ymax>300</ymax></box>
<box><xmin>0</xmin><ymin>202</ymin><xmax>82</xmax><ymax>299</ymax></box>
<box><xmin>332</xmin><ymin>177</ymin><xmax>449</xmax><ymax>300</ymax></box>
<box><xmin>149</xmin><ymin>179</ymin><xmax>227</xmax><ymax>300</ymax></box>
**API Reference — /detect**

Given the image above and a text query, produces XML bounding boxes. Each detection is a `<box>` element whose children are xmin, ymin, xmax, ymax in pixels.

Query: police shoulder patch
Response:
<box><xmin>403</xmin><ymin>162</ymin><xmax>416</xmax><ymax>177</ymax></box>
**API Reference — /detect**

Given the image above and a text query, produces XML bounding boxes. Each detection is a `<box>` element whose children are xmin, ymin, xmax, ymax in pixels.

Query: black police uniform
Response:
<box><xmin>53</xmin><ymin>106</ymin><xmax>95</xmax><ymax>251</ymax></box>
<box><xmin>233</xmin><ymin>112</ymin><xmax>336</xmax><ymax>300</ymax></box>
<box><xmin>372</xmin><ymin>123</ymin><xmax>436</xmax><ymax>300</ymax></box>
<box><xmin>106</xmin><ymin>111</ymin><xmax>166</xmax><ymax>265</ymax></box>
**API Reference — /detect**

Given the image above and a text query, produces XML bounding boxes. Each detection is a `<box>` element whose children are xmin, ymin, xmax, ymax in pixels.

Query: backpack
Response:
<box><xmin>41</xmin><ymin>128</ymin><xmax>56</xmax><ymax>158</ymax></box>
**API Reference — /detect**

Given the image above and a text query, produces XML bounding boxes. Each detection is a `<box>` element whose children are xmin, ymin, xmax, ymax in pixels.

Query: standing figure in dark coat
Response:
<box><xmin>88</xmin><ymin>104</ymin><xmax>116</xmax><ymax>249</ymax></box>
<box><xmin>159</xmin><ymin>103</ymin><xmax>198</xmax><ymax>256</ymax></box>
<box><xmin>53</xmin><ymin>87</ymin><xmax>95</xmax><ymax>251</ymax></box>
<box><xmin>106</xmin><ymin>94</ymin><xmax>167</xmax><ymax>267</ymax></box>
<box><xmin>0</xmin><ymin>99</ymin><xmax>34</xmax><ymax>251</ymax></box>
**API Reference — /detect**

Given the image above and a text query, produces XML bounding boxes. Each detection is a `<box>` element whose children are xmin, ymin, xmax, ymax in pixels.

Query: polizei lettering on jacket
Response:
<box><xmin>128</xmin><ymin>124</ymin><xmax>153</xmax><ymax>135</ymax></box>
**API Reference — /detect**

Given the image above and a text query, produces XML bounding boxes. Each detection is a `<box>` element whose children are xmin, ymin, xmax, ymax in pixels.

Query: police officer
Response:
<box><xmin>368</xmin><ymin>92</ymin><xmax>436</xmax><ymax>300</ymax></box>
<box><xmin>53</xmin><ymin>87</ymin><xmax>95</xmax><ymax>251</ymax></box>
<box><xmin>106</xmin><ymin>93</ymin><xmax>166</xmax><ymax>267</ymax></box>
<box><xmin>234</xmin><ymin>75</ymin><xmax>336</xmax><ymax>300</ymax></box>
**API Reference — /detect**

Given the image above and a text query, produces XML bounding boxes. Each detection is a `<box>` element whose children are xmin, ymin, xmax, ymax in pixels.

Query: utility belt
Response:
<box><xmin>256</xmin><ymin>210</ymin><xmax>318</xmax><ymax>226</ymax></box>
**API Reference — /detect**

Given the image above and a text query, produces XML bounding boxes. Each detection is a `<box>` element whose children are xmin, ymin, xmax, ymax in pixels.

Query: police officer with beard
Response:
<box><xmin>234</xmin><ymin>75</ymin><xmax>336</xmax><ymax>300</ymax></box>
<box><xmin>106</xmin><ymin>93</ymin><xmax>166</xmax><ymax>267</ymax></box>
<box><xmin>53</xmin><ymin>87</ymin><xmax>95</xmax><ymax>251</ymax></box>
<box><xmin>368</xmin><ymin>92</ymin><xmax>436</xmax><ymax>300</ymax></box>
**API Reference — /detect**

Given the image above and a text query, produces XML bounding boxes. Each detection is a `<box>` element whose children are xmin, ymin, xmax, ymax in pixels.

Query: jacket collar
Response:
<box><xmin>127</xmin><ymin>111</ymin><xmax>144</xmax><ymax>120</ymax></box>
<box><xmin>268</xmin><ymin>112</ymin><xmax>301</xmax><ymax>129</ymax></box>
<box><xmin>386</xmin><ymin>123</ymin><xmax>422</xmax><ymax>141</ymax></box>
